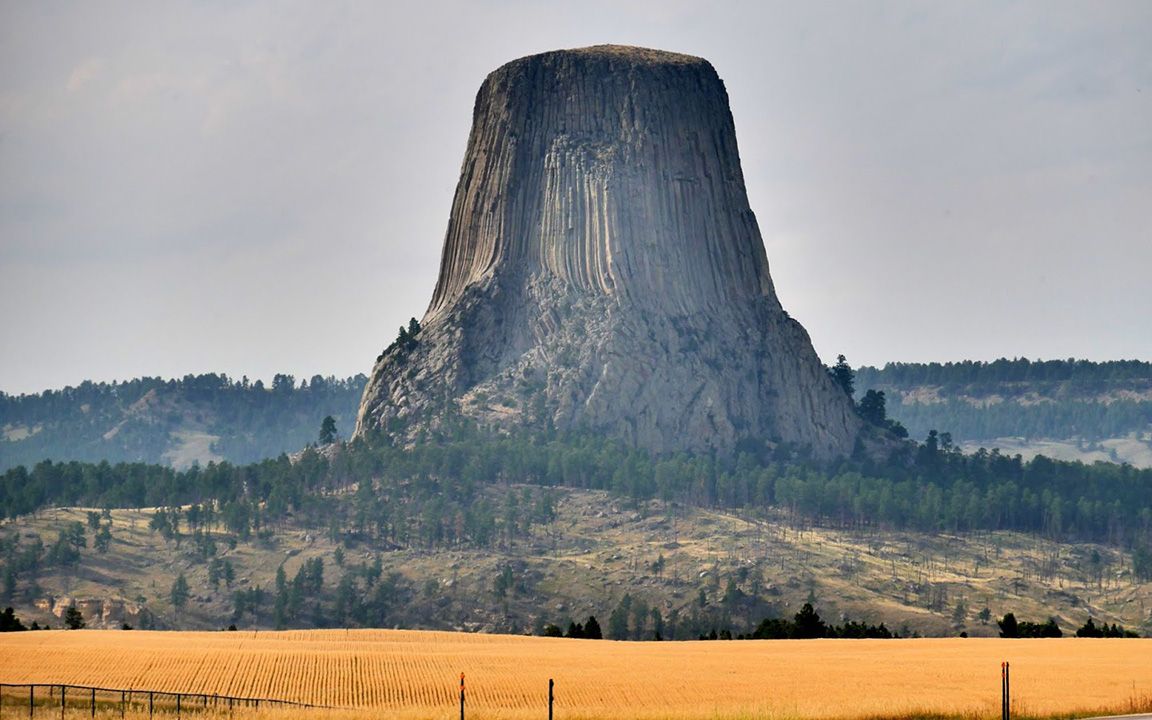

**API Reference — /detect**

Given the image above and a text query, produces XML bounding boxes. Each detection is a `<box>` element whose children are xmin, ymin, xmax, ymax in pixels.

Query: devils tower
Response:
<box><xmin>356</xmin><ymin>45</ymin><xmax>863</xmax><ymax>459</ymax></box>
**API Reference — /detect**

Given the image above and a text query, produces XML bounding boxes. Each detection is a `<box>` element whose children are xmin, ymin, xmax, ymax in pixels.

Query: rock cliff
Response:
<box><xmin>356</xmin><ymin>45</ymin><xmax>863</xmax><ymax>459</ymax></box>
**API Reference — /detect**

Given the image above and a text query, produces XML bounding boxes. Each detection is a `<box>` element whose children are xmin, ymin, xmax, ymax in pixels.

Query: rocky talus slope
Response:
<box><xmin>357</xmin><ymin>45</ymin><xmax>862</xmax><ymax>458</ymax></box>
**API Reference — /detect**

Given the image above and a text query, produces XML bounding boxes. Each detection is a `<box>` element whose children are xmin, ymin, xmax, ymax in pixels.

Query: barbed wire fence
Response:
<box><xmin>0</xmin><ymin>684</ymin><xmax>331</xmax><ymax>719</ymax></box>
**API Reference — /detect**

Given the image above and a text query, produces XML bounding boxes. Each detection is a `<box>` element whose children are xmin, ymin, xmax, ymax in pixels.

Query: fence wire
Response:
<box><xmin>0</xmin><ymin>684</ymin><xmax>331</xmax><ymax>718</ymax></box>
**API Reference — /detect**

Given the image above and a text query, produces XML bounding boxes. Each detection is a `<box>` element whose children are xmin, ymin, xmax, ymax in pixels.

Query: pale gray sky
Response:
<box><xmin>2</xmin><ymin>1</ymin><xmax>1150</xmax><ymax>395</ymax></box>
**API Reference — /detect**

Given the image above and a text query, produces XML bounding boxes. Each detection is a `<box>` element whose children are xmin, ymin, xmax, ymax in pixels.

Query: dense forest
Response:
<box><xmin>0</xmin><ymin>374</ymin><xmax>367</xmax><ymax>471</ymax></box>
<box><xmin>855</xmin><ymin>358</ymin><xmax>1152</xmax><ymax>444</ymax></box>
<box><xmin>4</xmin><ymin>421</ymin><xmax>1152</xmax><ymax>556</ymax></box>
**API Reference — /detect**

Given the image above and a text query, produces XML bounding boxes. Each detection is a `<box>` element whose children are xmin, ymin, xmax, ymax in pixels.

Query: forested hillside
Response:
<box><xmin>855</xmin><ymin>359</ymin><xmax>1152</xmax><ymax>467</ymax></box>
<box><xmin>0</xmin><ymin>374</ymin><xmax>366</xmax><ymax>472</ymax></box>
<box><xmin>4</xmin><ymin>425</ymin><xmax>1152</xmax><ymax>634</ymax></box>
<box><xmin>5</xmin><ymin>424</ymin><xmax>1152</xmax><ymax>550</ymax></box>
<box><xmin>6</xmin><ymin>363</ymin><xmax>1152</xmax><ymax>634</ymax></box>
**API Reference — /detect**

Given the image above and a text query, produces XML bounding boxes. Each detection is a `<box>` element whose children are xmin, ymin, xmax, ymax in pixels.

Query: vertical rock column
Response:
<box><xmin>356</xmin><ymin>45</ymin><xmax>862</xmax><ymax>459</ymax></box>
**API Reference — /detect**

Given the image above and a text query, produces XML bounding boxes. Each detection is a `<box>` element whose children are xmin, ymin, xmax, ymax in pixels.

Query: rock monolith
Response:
<box><xmin>355</xmin><ymin>45</ymin><xmax>863</xmax><ymax>459</ymax></box>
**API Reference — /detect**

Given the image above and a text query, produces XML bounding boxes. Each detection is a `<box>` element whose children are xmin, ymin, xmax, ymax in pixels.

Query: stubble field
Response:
<box><xmin>1</xmin><ymin>629</ymin><xmax>1150</xmax><ymax>720</ymax></box>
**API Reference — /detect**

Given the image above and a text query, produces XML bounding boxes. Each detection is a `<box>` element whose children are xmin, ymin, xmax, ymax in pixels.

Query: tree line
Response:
<box><xmin>851</xmin><ymin>358</ymin><xmax>1152</xmax><ymax>444</ymax></box>
<box><xmin>4</xmin><ymin>421</ymin><xmax>1152</xmax><ymax>558</ymax></box>
<box><xmin>0</xmin><ymin>373</ymin><xmax>367</xmax><ymax>471</ymax></box>
<box><xmin>856</xmin><ymin>358</ymin><xmax>1152</xmax><ymax>389</ymax></box>
<box><xmin>996</xmin><ymin>612</ymin><xmax>1138</xmax><ymax>638</ymax></box>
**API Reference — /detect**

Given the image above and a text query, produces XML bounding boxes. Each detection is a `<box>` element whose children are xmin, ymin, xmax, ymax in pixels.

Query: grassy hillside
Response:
<box><xmin>855</xmin><ymin>359</ymin><xmax>1152</xmax><ymax>467</ymax></box>
<box><xmin>4</xmin><ymin>489</ymin><xmax>1149</xmax><ymax>638</ymax></box>
<box><xmin>0</xmin><ymin>374</ymin><xmax>366</xmax><ymax>472</ymax></box>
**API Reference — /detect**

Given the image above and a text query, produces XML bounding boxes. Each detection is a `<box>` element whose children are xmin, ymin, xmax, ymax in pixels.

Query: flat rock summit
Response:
<box><xmin>356</xmin><ymin>45</ymin><xmax>863</xmax><ymax>458</ymax></box>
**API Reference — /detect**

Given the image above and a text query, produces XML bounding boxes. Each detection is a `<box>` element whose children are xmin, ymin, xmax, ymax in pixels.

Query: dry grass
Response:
<box><xmin>2</xmin><ymin>630</ymin><xmax>1151</xmax><ymax>720</ymax></box>
<box><xmin>10</xmin><ymin>497</ymin><xmax>1152</xmax><ymax>637</ymax></box>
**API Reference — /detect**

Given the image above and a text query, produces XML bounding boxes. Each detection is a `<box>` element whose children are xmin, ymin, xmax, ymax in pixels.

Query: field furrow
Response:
<box><xmin>1</xmin><ymin>629</ymin><xmax>1150</xmax><ymax>720</ymax></box>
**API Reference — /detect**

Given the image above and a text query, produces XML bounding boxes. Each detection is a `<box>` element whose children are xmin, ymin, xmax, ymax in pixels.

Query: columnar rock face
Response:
<box><xmin>355</xmin><ymin>45</ymin><xmax>863</xmax><ymax>459</ymax></box>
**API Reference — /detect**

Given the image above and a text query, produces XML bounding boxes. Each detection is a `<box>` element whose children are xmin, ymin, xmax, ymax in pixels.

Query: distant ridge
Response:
<box><xmin>0</xmin><ymin>373</ymin><xmax>366</xmax><ymax>471</ymax></box>
<box><xmin>855</xmin><ymin>358</ymin><xmax>1152</xmax><ymax>467</ymax></box>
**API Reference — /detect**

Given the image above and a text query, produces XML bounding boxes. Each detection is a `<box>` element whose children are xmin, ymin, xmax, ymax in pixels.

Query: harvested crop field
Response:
<box><xmin>1</xmin><ymin>630</ymin><xmax>1150</xmax><ymax>719</ymax></box>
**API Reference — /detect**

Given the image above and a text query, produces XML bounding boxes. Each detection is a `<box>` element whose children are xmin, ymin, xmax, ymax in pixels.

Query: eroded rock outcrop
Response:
<box><xmin>40</xmin><ymin>596</ymin><xmax>153</xmax><ymax>629</ymax></box>
<box><xmin>356</xmin><ymin>45</ymin><xmax>863</xmax><ymax>459</ymax></box>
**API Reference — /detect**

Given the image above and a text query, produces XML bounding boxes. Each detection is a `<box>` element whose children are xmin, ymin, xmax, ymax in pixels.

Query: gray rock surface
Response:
<box><xmin>356</xmin><ymin>45</ymin><xmax>863</xmax><ymax>459</ymax></box>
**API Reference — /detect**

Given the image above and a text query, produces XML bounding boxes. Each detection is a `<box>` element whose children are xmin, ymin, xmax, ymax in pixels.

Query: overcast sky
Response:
<box><xmin>2</xmin><ymin>1</ymin><xmax>1150</xmax><ymax>395</ymax></box>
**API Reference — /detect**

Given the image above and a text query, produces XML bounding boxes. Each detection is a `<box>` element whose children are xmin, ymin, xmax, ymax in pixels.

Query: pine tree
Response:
<box><xmin>792</xmin><ymin>603</ymin><xmax>826</xmax><ymax>639</ymax></box>
<box><xmin>0</xmin><ymin>607</ymin><xmax>28</xmax><ymax>632</ymax></box>
<box><xmin>828</xmin><ymin>355</ymin><xmax>855</xmax><ymax>400</ymax></box>
<box><xmin>997</xmin><ymin>612</ymin><xmax>1019</xmax><ymax>638</ymax></box>
<box><xmin>319</xmin><ymin>416</ymin><xmax>338</xmax><ymax>445</ymax></box>
<box><xmin>63</xmin><ymin>605</ymin><xmax>85</xmax><ymax>630</ymax></box>
<box><xmin>583</xmin><ymin>615</ymin><xmax>603</xmax><ymax>639</ymax></box>
<box><xmin>608</xmin><ymin>594</ymin><xmax>632</xmax><ymax>639</ymax></box>
<box><xmin>858</xmin><ymin>390</ymin><xmax>888</xmax><ymax>426</ymax></box>
<box><xmin>171</xmin><ymin>573</ymin><xmax>190</xmax><ymax>609</ymax></box>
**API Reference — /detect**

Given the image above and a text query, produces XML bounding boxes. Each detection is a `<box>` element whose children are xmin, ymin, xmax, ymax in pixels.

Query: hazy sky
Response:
<box><xmin>2</xmin><ymin>1</ymin><xmax>1150</xmax><ymax>395</ymax></box>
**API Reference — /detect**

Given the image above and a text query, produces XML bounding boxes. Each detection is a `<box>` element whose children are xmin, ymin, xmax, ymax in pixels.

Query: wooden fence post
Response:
<box><xmin>1005</xmin><ymin>662</ymin><xmax>1011</xmax><ymax>720</ymax></box>
<box><xmin>30</xmin><ymin>685</ymin><xmax>34</xmax><ymax>719</ymax></box>
<box><xmin>1001</xmin><ymin>662</ymin><xmax>1011</xmax><ymax>720</ymax></box>
<box><xmin>548</xmin><ymin>679</ymin><xmax>554</xmax><ymax>720</ymax></box>
<box><xmin>147</xmin><ymin>692</ymin><xmax>152</xmax><ymax>720</ymax></box>
<box><xmin>60</xmin><ymin>686</ymin><xmax>65</xmax><ymax>720</ymax></box>
<box><xmin>90</xmin><ymin>688</ymin><xmax>95</xmax><ymax>718</ymax></box>
<box><xmin>459</xmin><ymin>673</ymin><xmax>465</xmax><ymax>720</ymax></box>
<box><xmin>1000</xmin><ymin>662</ymin><xmax>1005</xmax><ymax>720</ymax></box>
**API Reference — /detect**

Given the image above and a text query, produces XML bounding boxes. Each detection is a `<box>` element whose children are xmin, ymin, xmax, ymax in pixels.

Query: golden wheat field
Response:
<box><xmin>1</xmin><ymin>629</ymin><xmax>1150</xmax><ymax>720</ymax></box>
